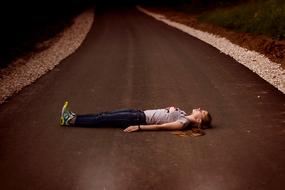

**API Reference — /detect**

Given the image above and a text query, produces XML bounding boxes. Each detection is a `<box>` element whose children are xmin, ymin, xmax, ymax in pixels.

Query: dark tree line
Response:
<box><xmin>0</xmin><ymin>0</ymin><xmax>93</xmax><ymax>67</ymax></box>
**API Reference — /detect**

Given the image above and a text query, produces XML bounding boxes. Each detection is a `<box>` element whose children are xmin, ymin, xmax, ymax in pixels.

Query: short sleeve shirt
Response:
<box><xmin>144</xmin><ymin>107</ymin><xmax>190</xmax><ymax>128</ymax></box>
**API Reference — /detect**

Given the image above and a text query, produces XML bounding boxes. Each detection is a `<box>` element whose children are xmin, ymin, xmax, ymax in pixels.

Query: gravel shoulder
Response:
<box><xmin>137</xmin><ymin>6</ymin><xmax>285</xmax><ymax>94</ymax></box>
<box><xmin>0</xmin><ymin>9</ymin><xmax>94</xmax><ymax>104</ymax></box>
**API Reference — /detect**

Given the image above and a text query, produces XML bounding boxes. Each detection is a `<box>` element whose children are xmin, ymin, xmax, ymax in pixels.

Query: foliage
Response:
<box><xmin>198</xmin><ymin>0</ymin><xmax>285</xmax><ymax>40</ymax></box>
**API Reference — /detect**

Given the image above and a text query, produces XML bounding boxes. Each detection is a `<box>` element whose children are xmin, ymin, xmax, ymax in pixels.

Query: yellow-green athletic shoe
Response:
<box><xmin>60</xmin><ymin>101</ymin><xmax>76</xmax><ymax>126</ymax></box>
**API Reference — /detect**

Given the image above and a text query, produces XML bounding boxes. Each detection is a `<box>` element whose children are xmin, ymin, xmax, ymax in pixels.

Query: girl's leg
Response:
<box><xmin>74</xmin><ymin>109</ymin><xmax>146</xmax><ymax>127</ymax></box>
<box><xmin>107</xmin><ymin>108</ymin><xmax>140</xmax><ymax>114</ymax></box>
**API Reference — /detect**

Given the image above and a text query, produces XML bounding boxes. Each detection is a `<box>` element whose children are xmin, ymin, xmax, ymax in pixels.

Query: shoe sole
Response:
<box><xmin>60</xmin><ymin>101</ymin><xmax>68</xmax><ymax>126</ymax></box>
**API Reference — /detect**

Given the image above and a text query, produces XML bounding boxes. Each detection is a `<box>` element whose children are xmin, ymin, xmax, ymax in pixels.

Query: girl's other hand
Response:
<box><xmin>124</xmin><ymin>125</ymin><xmax>140</xmax><ymax>132</ymax></box>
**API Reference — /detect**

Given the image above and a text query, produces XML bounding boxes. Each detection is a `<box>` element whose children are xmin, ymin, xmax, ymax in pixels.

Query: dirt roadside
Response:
<box><xmin>145</xmin><ymin>7</ymin><xmax>285</xmax><ymax>70</ymax></box>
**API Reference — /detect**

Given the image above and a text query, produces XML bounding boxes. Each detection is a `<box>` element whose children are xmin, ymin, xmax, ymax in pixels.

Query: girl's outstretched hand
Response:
<box><xmin>124</xmin><ymin>125</ymin><xmax>140</xmax><ymax>132</ymax></box>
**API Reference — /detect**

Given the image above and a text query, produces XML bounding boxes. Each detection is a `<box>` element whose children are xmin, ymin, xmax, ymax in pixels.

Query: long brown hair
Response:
<box><xmin>200</xmin><ymin>111</ymin><xmax>212</xmax><ymax>129</ymax></box>
<box><xmin>173</xmin><ymin>111</ymin><xmax>212</xmax><ymax>137</ymax></box>
<box><xmin>194</xmin><ymin>111</ymin><xmax>212</xmax><ymax>134</ymax></box>
<box><xmin>192</xmin><ymin>111</ymin><xmax>212</xmax><ymax>136</ymax></box>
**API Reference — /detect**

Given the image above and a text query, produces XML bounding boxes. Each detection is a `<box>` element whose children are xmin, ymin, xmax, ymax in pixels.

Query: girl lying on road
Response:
<box><xmin>60</xmin><ymin>101</ymin><xmax>212</xmax><ymax>134</ymax></box>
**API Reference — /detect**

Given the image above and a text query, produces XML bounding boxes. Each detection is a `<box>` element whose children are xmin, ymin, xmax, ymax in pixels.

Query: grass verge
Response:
<box><xmin>198</xmin><ymin>0</ymin><xmax>285</xmax><ymax>40</ymax></box>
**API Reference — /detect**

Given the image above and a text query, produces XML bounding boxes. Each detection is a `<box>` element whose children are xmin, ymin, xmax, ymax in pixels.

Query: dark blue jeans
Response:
<box><xmin>74</xmin><ymin>109</ymin><xmax>147</xmax><ymax>127</ymax></box>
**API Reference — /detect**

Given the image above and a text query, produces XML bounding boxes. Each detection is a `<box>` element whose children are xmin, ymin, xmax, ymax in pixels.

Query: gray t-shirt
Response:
<box><xmin>144</xmin><ymin>107</ymin><xmax>190</xmax><ymax>127</ymax></box>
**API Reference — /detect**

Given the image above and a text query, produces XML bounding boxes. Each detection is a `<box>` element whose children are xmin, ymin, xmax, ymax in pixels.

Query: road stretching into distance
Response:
<box><xmin>0</xmin><ymin>6</ymin><xmax>284</xmax><ymax>190</ymax></box>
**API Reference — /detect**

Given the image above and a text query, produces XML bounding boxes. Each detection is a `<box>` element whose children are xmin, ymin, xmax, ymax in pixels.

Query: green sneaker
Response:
<box><xmin>60</xmin><ymin>101</ymin><xmax>76</xmax><ymax>126</ymax></box>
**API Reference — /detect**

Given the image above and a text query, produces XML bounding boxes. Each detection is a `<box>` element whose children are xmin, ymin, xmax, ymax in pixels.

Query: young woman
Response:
<box><xmin>60</xmin><ymin>101</ymin><xmax>212</xmax><ymax>133</ymax></box>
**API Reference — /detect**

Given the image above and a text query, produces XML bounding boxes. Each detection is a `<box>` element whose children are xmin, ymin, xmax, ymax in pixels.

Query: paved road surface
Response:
<box><xmin>0</xmin><ymin>6</ymin><xmax>284</xmax><ymax>190</ymax></box>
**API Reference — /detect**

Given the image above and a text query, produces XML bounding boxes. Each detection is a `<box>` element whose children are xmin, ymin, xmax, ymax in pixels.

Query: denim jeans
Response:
<box><xmin>74</xmin><ymin>109</ymin><xmax>147</xmax><ymax>127</ymax></box>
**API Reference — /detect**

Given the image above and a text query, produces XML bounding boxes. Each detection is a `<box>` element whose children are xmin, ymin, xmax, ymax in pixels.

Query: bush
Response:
<box><xmin>198</xmin><ymin>0</ymin><xmax>285</xmax><ymax>40</ymax></box>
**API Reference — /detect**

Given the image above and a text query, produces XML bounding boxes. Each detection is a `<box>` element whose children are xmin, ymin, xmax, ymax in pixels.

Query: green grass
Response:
<box><xmin>198</xmin><ymin>0</ymin><xmax>285</xmax><ymax>40</ymax></box>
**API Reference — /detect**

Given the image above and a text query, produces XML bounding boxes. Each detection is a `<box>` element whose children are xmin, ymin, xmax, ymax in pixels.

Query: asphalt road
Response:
<box><xmin>0</xmin><ymin>6</ymin><xmax>284</xmax><ymax>190</ymax></box>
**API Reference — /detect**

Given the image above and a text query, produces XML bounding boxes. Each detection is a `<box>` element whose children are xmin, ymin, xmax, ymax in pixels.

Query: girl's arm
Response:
<box><xmin>123</xmin><ymin>121</ymin><xmax>184</xmax><ymax>133</ymax></box>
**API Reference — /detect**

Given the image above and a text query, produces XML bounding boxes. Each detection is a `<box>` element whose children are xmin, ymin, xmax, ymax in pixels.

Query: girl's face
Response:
<box><xmin>192</xmin><ymin>108</ymin><xmax>207</xmax><ymax>120</ymax></box>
